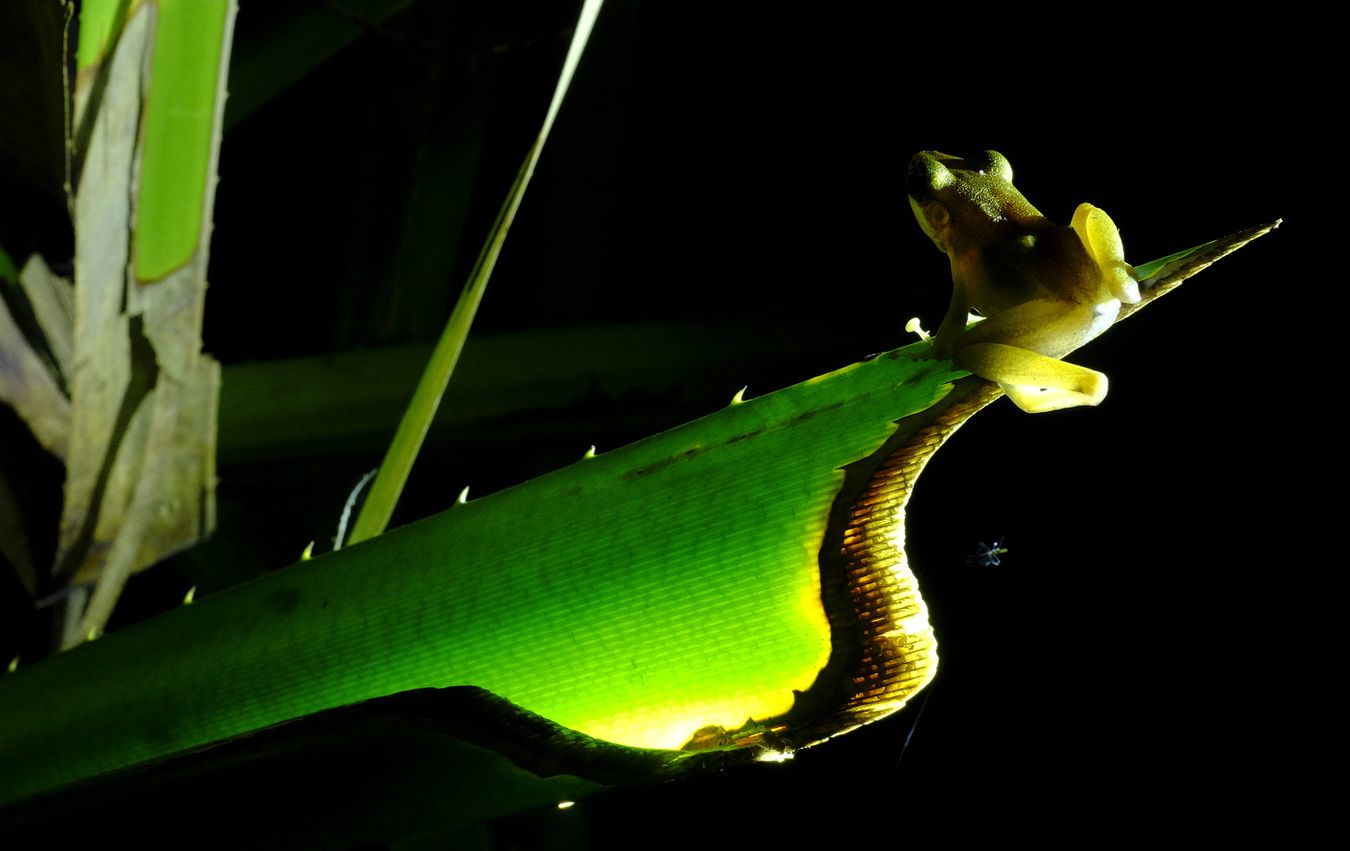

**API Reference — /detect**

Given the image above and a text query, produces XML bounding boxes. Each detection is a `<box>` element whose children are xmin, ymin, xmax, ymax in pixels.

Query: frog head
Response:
<box><xmin>906</xmin><ymin>150</ymin><xmax>1046</xmax><ymax>259</ymax></box>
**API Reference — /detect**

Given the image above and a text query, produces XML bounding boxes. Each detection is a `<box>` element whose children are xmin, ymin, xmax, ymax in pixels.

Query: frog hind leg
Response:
<box><xmin>957</xmin><ymin>341</ymin><xmax>1108</xmax><ymax>412</ymax></box>
<box><xmin>958</xmin><ymin>297</ymin><xmax>1117</xmax><ymax>360</ymax></box>
<box><xmin>953</xmin><ymin>298</ymin><xmax>1116</xmax><ymax>413</ymax></box>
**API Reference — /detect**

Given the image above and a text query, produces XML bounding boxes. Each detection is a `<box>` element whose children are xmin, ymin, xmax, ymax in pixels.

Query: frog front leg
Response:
<box><xmin>951</xmin><ymin>297</ymin><xmax>1119</xmax><ymax>413</ymax></box>
<box><xmin>932</xmin><ymin>277</ymin><xmax>973</xmax><ymax>361</ymax></box>
<box><xmin>1071</xmin><ymin>203</ymin><xmax>1140</xmax><ymax>305</ymax></box>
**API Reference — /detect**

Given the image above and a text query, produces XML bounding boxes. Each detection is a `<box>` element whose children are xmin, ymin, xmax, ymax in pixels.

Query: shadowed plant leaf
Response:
<box><xmin>347</xmin><ymin>0</ymin><xmax>605</xmax><ymax>545</ymax></box>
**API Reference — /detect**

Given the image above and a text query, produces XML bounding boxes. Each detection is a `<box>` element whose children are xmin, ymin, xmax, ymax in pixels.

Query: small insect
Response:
<box><xmin>966</xmin><ymin>538</ymin><xmax>1009</xmax><ymax>567</ymax></box>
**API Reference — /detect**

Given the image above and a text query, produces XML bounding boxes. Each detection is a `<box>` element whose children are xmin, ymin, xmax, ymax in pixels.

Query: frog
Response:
<box><xmin>906</xmin><ymin>150</ymin><xmax>1140</xmax><ymax>413</ymax></box>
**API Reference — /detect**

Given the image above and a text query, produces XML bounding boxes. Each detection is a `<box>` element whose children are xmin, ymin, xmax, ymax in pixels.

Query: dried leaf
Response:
<box><xmin>0</xmin><ymin>282</ymin><xmax>69</xmax><ymax>458</ymax></box>
<box><xmin>18</xmin><ymin>254</ymin><xmax>74</xmax><ymax>377</ymax></box>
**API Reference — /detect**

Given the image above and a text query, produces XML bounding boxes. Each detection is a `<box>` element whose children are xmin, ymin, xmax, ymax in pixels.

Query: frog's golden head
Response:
<box><xmin>906</xmin><ymin>150</ymin><xmax>1040</xmax><ymax>257</ymax></box>
<box><xmin>905</xmin><ymin>150</ymin><xmax>1014</xmax><ymax>204</ymax></box>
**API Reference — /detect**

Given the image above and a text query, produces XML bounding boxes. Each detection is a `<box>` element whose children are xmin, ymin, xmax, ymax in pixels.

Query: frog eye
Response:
<box><xmin>973</xmin><ymin>150</ymin><xmax>1014</xmax><ymax>183</ymax></box>
<box><xmin>906</xmin><ymin>152</ymin><xmax>954</xmax><ymax>200</ymax></box>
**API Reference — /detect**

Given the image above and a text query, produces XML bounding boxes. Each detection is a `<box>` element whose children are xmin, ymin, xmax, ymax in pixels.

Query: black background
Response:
<box><xmin>0</xmin><ymin>1</ymin><xmax>1327</xmax><ymax>844</ymax></box>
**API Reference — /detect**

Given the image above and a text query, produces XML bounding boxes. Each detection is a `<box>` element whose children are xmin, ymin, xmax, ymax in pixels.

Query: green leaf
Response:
<box><xmin>133</xmin><ymin>0</ymin><xmax>233</xmax><ymax>282</ymax></box>
<box><xmin>0</xmin><ymin>244</ymin><xmax>16</xmax><ymax>284</ymax></box>
<box><xmin>347</xmin><ymin>0</ymin><xmax>606</xmax><ymax>545</ymax></box>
